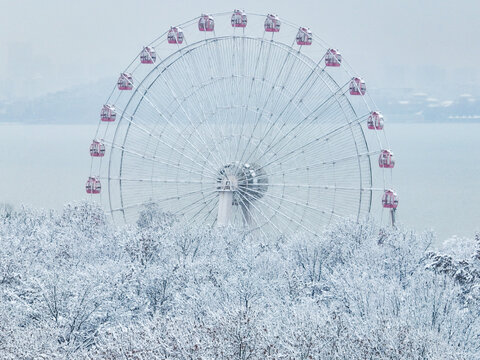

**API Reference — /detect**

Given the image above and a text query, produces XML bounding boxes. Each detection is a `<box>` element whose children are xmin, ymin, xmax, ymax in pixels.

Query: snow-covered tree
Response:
<box><xmin>0</xmin><ymin>202</ymin><xmax>478</xmax><ymax>359</ymax></box>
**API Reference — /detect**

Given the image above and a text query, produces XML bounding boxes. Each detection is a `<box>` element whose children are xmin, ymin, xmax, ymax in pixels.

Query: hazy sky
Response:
<box><xmin>0</xmin><ymin>0</ymin><xmax>478</xmax><ymax>99</ymax></box>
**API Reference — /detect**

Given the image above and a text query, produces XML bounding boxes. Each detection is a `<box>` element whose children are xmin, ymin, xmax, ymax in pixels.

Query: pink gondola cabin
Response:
<box><xmin>325</xmin><ymin>49</ymin><xmax>342</xmax><ymax>67</ymax></box>
<box><xmin>231</xmin><ymin>9</ymin><xmax>247</xmax><ymax>28</ymax></box>
<box><xmin>198</xmin><ymin>14</ymin><xmax>214</xmax><ymax>31</ymax></box>
<box><xmin>100</xmin><ymin>104</ymin><xmax>116</xmax><ymax>122</ymax></box>
<box><xmin>382</xmin><ymin>189</ymin><xmax>398</xmax><ymax>209</ymax></box>
<box><xmin>296</xmin><ymin>27</ymin><xmax>312</xmax><ymax>45</ymax></box>
<box><xmin>86</xmin><ymin>177</ymin><xmax>101</xmax><ymax>194</ymax></box>
<box><xmin>378</xmin><ymin>149</ymin><xmax>395</xmax><ymax>168</ymax></box>
<box><xmin>140</xmin><ymin>46</ymin><xmax>156</xmax><ymax>64</ymax></box>
<box><xmin>117</xmin><ymin>73</ymin><xmax>133</xmax><ymax>90</ymax></box>
<box><xmin>90</xmin><ymin>140</ymin><xmax>105</xmax><ymax>157</ymax></box>
<box><xmin>264</xmin><ymin>14</ymin><xmax>281</xmax><ymax>32</ymax></box>
<box><xmin>349</xmin><ymin>77</ymin><xmax>366</xmax><ymax>95</ymax></box>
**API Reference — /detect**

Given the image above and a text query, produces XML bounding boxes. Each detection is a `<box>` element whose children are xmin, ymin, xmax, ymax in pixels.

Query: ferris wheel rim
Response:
<box><xmin>89</xmin><ymin>10</ymin><xmax>396</xmax><ymax>234</ymax></box>
<box><xmin>115</xmin><ymin>39</ymin><xmax>368</xmax><ymax>227</ymax></box>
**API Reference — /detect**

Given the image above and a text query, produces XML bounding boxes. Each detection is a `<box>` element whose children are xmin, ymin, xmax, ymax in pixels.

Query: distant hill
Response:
<box><xmin>0</xmin><ymin>78</ymin><xmax>114</xmax><ymax>124</ymax></box>
<box><xmin>0</xmin><ymin>80</ymin><xmax>478</xmax><ymax>124</ymax></box>
<box><xmin>369</xmin><ymin>88</ymin><xmax>480</xmax><ymax>123</ymax></box>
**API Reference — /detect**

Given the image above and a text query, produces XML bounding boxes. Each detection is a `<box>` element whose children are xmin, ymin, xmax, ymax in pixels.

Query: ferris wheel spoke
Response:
<box><xmin>259</xmin><ymin>48</ymin><xmax>302</xmax><ymax>119</ymax></box>
<box><xmin>265</xmin><ymin>183</ymin><xmax>384</xmax><ymax>191</ymax></box>
<box><xmin>251</xmin><ymin>149</ymin><xmax>378</xmax><ymax>182</ymax></box>
<box><xmin>165</xmin><ymin>46</ymin><xmax>228</xmax><ymax>169</ymax></box>
<box><xmin>172</xmin><ymin>190</ymin><xmax>218</xmax><ymax>218</ymax></box>
<box><xmin>107</xmin><ymin>177</ymin><xmax>216</xmax><ymax>185</ymax></box>
<box><xmin>233</xmin><ymin>194</ymin><xmax>253</xmax><ymax>228</ymax></box>
<box><xmin>261</xmin><ymin>61</ymin><xmax>320</xmax><ymax>131</ymax></box>
<box><xmin>111</xmin><ymin>186</ymin><xmax>219</xmax><ymax>213</ymax></box>
<box><xmin>210</xmin><ymin>37</ymin><xmax>235</xmax><ymax>163</ymax></box>
<box><xmin>243</xmin><ymin>82</ymin><xmax>349</xmax><ymax>168</ymax></box>
<box><xmin>237</xmin><ymin>187</ymin><xmax>318</xmax><ymax>236</ymax></box>
<box><xmin>233</xmin><ymin>35</ymin><xmax>267</xmax><ymax>162</ymax></box>
<box><xmin>116</xmin><ymin>105</ymin><xmax>198</xmax><ymax>158</ymax></box>
<box><xmin>236</xmin><ymin>185</ymin><xmax>343</xmax><ymax>220</ymax></box>
<box><xmin>251</xmin><ymin>83</ymin><xmax>337</xmax><ymax>162</ymax></box>
<box><xmin>235</xmin><ymin>189</ymin><xmax>283</xmax><ymax>239</ymax></box>
<box><xmin>117</xmin><ymin>111</ymin><xmax>220</xmax><ymax>178</ymax></box>
<box><xmin>188</xmin><ymin>54</ymin><xmax>231</xmax><ymax>167</ymax></box>
<box><xmin>107</xmin><ymin>139</ymin><xmax>218</xmax><ymax>181</ymax></box>
<box><xmin>229</xmin><ymin>36</ymin><xmax>248</xmax><ymax>163</ymax></box>
<box><xmin>237</xmin><ymin>195</ymin><xmax>273</xmax><ymax>240</ymax></box>
<box><xmin>235</xmin><ymin>40</ymin><xmax>297</xmax><ymax>169</ymax></box>
<box><xmin>129</xmin><ymin>83</ymin><xmax>222</xmax><ymax>173</ymax></box>
<box><xmin>231</xmin><ymin>36</ymin><xmax>271</xmax><ymax>163</ymax></box>
<box><xmin>262</xmin><ymin>72</ymin><xmax>353</xmax><ymax>147</ymax></box>
<box><xmin>236</xmin><ymin>46</ymin><xmax>322</xmax><ymax>166</ymax></box>
<box><xmin>255</xmin><ymin>111</ymin><xmax>370</xmax><ymax>171</ymax></box>
<box><xmin>195</xmin><ymin>196</ymin><xmax>221</xmax><ymax>226</ymax></box>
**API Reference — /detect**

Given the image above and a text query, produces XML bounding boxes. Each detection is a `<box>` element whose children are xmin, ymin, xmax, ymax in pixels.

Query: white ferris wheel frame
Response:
<box><xmin>89</xmin><ymin>11</ymin><xmax>395</xmax><ymax>236</ymax></box>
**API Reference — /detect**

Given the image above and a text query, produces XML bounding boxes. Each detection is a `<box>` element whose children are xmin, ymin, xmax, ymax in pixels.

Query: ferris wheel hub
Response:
<box><xmin>216</xmin><ymin>162</ymin><xmax>268</xmax><ymax>226</ymax></box>
<box><xmin>217</xmin><ymin>162</ymin><xmax>268</xmax><ymax>200</ymax></box>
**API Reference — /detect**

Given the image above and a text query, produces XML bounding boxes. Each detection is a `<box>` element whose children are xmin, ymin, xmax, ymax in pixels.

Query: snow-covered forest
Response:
<box><xmin>0</xmin><ymin>201</ymin><xmax>479</xmax><ymax>359</ymax></box>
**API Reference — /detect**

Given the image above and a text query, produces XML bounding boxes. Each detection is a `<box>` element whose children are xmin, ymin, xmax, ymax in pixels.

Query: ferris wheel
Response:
<box><xmin>87</xmin><ymin>11</ymin><xmax>398</xmax><ymax>237</ymax></box>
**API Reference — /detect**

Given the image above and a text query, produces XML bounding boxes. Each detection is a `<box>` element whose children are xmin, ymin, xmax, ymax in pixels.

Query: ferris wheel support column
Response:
<box><xmin>390</xmin><ymin>208</ymin><xmax>396</xmax><ymax>228</ymax></box>
<box><xmin>216</xmin><ymin>177</ymin><xmax>236</xmax><ymax>227</ymax></box>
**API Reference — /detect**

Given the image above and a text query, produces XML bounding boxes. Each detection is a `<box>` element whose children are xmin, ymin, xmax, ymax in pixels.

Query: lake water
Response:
<box><xmin>0</xmin><ymin>123</ymin><xmax>478</xmax><ymax>243</ymax></box>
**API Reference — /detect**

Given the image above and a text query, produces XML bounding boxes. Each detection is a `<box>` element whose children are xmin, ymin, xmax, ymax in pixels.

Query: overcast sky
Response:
<box><xmin>0</xmin><ymin>0</ymin><xmax>478</xmax><ymax>99</ymax></box>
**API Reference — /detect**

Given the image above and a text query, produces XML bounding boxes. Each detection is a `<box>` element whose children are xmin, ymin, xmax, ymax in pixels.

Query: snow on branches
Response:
<box><xmin>0</xmin><ymin>202</ymin><xmax>478</xmax><ymax>358</ymax></box>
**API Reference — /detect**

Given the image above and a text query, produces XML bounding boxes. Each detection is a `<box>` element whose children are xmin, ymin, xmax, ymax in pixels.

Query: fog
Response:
<box><xmin>0</xmin><ymin>0</ymin><xmax>479</xmax><ymax>100</ymax></box>
<box><xmin>0</xmin><ymin>1</ymin><xmax>479</xmax><ymax>241</ymax></box>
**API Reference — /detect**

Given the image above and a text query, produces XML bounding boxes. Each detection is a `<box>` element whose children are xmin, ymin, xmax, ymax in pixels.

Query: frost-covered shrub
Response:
<box><xmin>136</xmin><ymin>201</ymin><xmax>177</xmax><ymax>232</ymax></box>
<box><xmin>0</xmin><ymin>201</ymin><xmax>479</xmax><ymax>359</ymax></box>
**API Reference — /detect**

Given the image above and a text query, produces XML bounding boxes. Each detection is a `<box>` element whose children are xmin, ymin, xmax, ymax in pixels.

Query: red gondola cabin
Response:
<box><xmin>140</xmin><ymin>46</ymin><xmax>156</xmax><ymax>64</ymax></box>
<box><xmin>90</xmin><ymin>140</ymin><xmax>105</xmax><ymax>157</ymax></box>
<box><xmin>198</xmin><ymin>14</ymin><xmax>214</xmax><ymax>31</ymax></box>
<box><xmin>117</xmin><ymin>73</ymin><xmax>133</xmax><ymax>90</ymax></box>
<box><xmin>367</xmin><ymin>111</ymin><xmax>384</xmax><ymax>130</ymax></box>
<box><xmin>167</xmin><ymin>27</ymin><xmax>184</xmax><ymax>44</ymax></box>
<box><xmin>382</xmin><ymin>189</ymin><xmax>398</xmax><ymax>209</ymax></box>
<box><xmin>86</xmin><ymin>177</ymin><xmax>101</xmax><ymax>194</ymax></box>
<box><xmin>296</xmin><ymin>27</ymin><xmax>312</xmax><ymax>45</ymax></box>
<box><xmin>325</xmin><ymin>49</ymin><xmax>342</xmax><ymax>67</ymax></box>
<box><xmin>231</xmin><ymin>10</ymin><xmax>247</xmax><ymax>28</ymax></box>
<box><xmin>264</xmin><ymin>14</ymin><xmax>281</xmax><ymax>32</ymax></box>
<box><xmin>349</xmin><ymin>77</ymin><xmax>366</xmax><ymax>95</ymax></box>
<box><xmin>378</xmin><ymin>149</ymin><xmax>395</xmax><ymax>168</ymax></box>
<box><xmin>100</xmin><ymin>104</ymin><xmax>116</xmax><ymax>122</ymax></box>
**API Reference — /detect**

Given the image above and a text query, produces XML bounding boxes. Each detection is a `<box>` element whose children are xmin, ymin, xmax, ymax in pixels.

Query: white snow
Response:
<box><xmin>0</xmin><ymin>201</ymin><xmax>478</xmax><ymax>358</ymax></box>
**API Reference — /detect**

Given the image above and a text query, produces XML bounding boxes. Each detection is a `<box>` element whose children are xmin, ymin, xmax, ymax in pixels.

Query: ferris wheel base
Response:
<box><xmin>217</xmin><ymin>191</ymin><xmax>234</xmax><ymax>227</ymax></box>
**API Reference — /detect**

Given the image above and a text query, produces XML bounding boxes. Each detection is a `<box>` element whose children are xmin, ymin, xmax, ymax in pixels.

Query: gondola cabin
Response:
<box><xmin>296</xmin><ymin>27</ymin><xmax>312</xmax><ymax>45</ymax></box>
<box><xmin>140</xmin><ymin>46</ymin><xmax>156</xmax><ymax>64</ymax></box>
<box><xmin>367</xmin><ymin>111</ymin><xmax>384</xmax><ymax>130</ymax></box>
<box><xmin>349</xmin><ymin>77</ymin><xmax>366</xmax><ymax>95</ymax></box>
<box><xmin>378</xmin><ymin>149</ymin><xmax>395</xmax><ymax>168</ymax></box>
<box><xmin>198</xmin><ymin>14</ymin><xmax>214</xmax><ymax>31</ymax></box>
<box><xmin>90</xmin><ymin>140</ymin><xmax>105</xmax><ymax>157</ymax></box>
<box><xmin>167</xmin><ymin>27</ymin><xmax>184</xmax><ymax>44</ymax></box>
<box><xmin>117</xmin><ymin>73</ymin><xmax>133</xmax><ymax>90</ymax></box>
<box><xmin>231</xmin><ymin>9</ymin><xmax>247</xmax><ymax>28</ymax></box>
<box><xmin>264</xmin><ymin>14</ymin><xmax>281</xmax><ymax>32</ymax></box>
<box><xmin>325</xmin><ymin>49</ymin><xmax>342</xmax><ymax>67</ymax></box>
<box><xmin>382</xmin><ymin>189</ymin><xmax>398</xmax><ymax>209</ymax></box>
<box><xmin>86</xmin><ymin>177</ymin><xmax>101</xmax><ymax>194</ymax></box>
<box><xmin>100</xmin><ymin>104</ymin><xmax>116</xmax><ymax>122</ymax></box>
